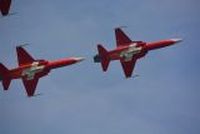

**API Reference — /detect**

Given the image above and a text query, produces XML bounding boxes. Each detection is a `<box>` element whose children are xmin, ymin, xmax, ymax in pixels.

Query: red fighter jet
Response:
<box><xmin>94</xmin><ymin>27</ymin><xmax>182</xmax><ymax>78</ymax></box>
<box><xmin>0</xmin><ymin>0</ymin><xmax>11</xmax><ymax>16</ymax></box>
<box><xmin>0</xmin><ymin>46</ymin><xmax>84</xmax><ymax>97</ymax></box>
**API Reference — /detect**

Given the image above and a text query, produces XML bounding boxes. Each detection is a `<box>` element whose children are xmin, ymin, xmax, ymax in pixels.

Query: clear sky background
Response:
<box><xmin>0</xmin><ymin>0</ymin><xmax>200</xmax><ymax>134</ymax></box>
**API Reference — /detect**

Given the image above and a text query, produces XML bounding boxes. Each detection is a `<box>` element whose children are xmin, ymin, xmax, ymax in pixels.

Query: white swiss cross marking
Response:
<box><xmin>120</xmin><ymin>45</ymin><xmax>142</xmax><ymax>61</ymax></box>
<box><xmin>22</xmin><ymin>62</ymin><xmax>45</xmax><ymax>80</ymax></box>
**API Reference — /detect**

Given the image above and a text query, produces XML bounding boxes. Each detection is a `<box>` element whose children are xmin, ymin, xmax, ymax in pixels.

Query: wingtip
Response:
<box><xmin>114</xmin><ymin>26</ymin><xmax>127</xmax><ymax>31</ymax></box>
<box><xmin>16</xmin><ymin>43</ymin><xmax>30</xmax><ymax>48</ymax></box>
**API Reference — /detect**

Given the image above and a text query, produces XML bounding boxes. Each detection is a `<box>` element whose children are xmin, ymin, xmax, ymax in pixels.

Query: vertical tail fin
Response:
<box><xmin>97</xmin><ymin>44</ymin><xmax>110</xmax><ymax>71</ymax></box>
<box><xmin>0</xmin><ymin>63</ymin><xmax>11</xmax><ymax>90</ymax></box>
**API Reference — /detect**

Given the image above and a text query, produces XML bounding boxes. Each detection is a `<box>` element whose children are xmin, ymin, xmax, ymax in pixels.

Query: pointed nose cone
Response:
<box><xmin>170</xmin><ymin>38</ymin><xmax>183</xmax><ymax>44</ymax></box>
<box><xmin>74</xmin><ymin>57</ymin><xmax>85</xmax><ymax>63</ymax></box>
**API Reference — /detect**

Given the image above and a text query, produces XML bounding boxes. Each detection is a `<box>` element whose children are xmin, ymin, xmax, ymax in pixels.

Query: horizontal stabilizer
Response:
<box><xmin>97</xmin><ymin>45</ymin><xmax>110</xmax><ymax>71</ymax></box>
<box><xmin>2</xmin><ymin>78</ymin><xmax>11</xmax><ymax>90</ymax></box>
<box><xmin>0</xmin><ymin>63</ymin><xmax>11</xmax><ymax>90</ymax></box>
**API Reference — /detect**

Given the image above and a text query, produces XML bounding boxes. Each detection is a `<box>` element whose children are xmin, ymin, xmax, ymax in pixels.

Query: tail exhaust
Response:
<box><xmin>94</xmin><ymin>44</ymin><xmax>110</xmax><ymax>71</ymax></box>
<box><xmin>0</xmin><ymin>63</ymin><xmax>11</xmax><ymax>90</ymax></box>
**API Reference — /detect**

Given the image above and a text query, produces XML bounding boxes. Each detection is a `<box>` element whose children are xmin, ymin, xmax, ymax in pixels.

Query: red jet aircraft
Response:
<box><xmin>0</xmin><ymin>0</ymin><xmax>11</xmax><ymax>16</ymax></box>
<box><xmin>94</xmin><ymin>28</ymin><xmax>182</xmax><ymax>78</ymax></box>
<box><xmin>0</xmin><ymin>46</ymin><xmax>84</xmax><ymax>97</ymax></box>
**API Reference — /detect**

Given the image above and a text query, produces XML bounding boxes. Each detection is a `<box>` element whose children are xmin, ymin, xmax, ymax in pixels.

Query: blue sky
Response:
<box><xmin>0</xmin><ymin>0</ymin><xmax>200</xmax><ymax>134</ymax></box>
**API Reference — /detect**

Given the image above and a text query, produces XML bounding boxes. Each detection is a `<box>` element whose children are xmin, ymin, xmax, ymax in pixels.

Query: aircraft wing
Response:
<box><xmin>115</xmin><ymin>28</ymin><xmax>132</xmax><ymax>47</ymax></box>
<box><xmin>0</xmin><ymin>0</ymin><xmax>11</xmax><ymax>16</ymax></box>
<box><xmin>22</xmin><ymin>77</ymin><xmax>39</xmax><ymax>97</ymax></box>
<box><xmin>16</xmin><ymin>46</ymin><xmax>35</xmax><ymax>66</ymax></box>
<box><xmin>120</xmin><ymin>58</ymin><xmax>137</xmax><ymax>78</ymax></box>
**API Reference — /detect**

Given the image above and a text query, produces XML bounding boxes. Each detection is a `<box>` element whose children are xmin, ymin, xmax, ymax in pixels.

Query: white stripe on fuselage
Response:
<box><xmin>22</xmin><ymin>62</ymin><xmax>45</xmax><ymax>80</ymax></box>
<box><xmin>120</xmin><ymin>43</ymin><xmax>142</xmax><ymax>61</ymax></box>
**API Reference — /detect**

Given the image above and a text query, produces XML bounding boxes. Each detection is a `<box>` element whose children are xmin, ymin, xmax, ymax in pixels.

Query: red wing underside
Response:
<box><xmin>22</xmin><ymin>77</ymin><xmax>39</xmax><ymax>97</ymax></box>
<box><xmin>0</xmin><ymin>0</ymin><xmax>11</xmax><ymax>16</ymax></box>
<box><xmin>16</xmin><ymin>47</ymin><xmax>35</xmax><ymax>66</ymax></box>
<box><xmin>120</xmin><ymin>58</ymin><xmax>137</xmax><ymax>78</ymax></box>
<box><xmin>115</xmin><ymin>28</ymin><xmax>132</xmax><ymax>47</ymax></box>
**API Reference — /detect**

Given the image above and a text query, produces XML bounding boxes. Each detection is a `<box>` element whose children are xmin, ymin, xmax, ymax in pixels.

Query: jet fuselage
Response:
<box><xmin>5</xmin><ymin>58</ymin><xmax>84</xmax><ymax>81</ymax></box>
<box><xmin>95</xmin><ymin>39</ymin><xmax>181</xmax><ymax>63</ymax></box>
